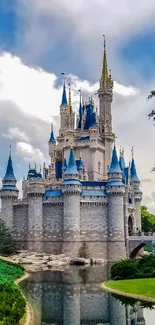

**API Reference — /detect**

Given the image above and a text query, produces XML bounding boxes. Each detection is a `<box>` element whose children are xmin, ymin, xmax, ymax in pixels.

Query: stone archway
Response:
<box><xmin>130</xmin><ymin>243</ymin><xmax>146</xmax><ymax>259</ymax></box>
<box><xmin>128</xmin><ymin>215</ymin><xmax>134</xmax><ymax>236</ymax></box>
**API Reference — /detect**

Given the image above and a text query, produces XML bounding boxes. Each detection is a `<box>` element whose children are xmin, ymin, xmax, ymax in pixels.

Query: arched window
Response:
<box><xmin>128</xmin><ymin>215</ymin><xmax>133</xmax><ymax>236</ymax></box>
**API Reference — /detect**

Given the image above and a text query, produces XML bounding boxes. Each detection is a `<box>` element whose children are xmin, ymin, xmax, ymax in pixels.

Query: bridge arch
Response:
<box><xmin>130</xmin><ymin>243</ymin><xmax>146</xmax><ymax>259</ymax></box>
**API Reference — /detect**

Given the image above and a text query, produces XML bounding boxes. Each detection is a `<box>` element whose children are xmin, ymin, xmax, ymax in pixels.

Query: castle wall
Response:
<box><xmin>28</xmin><ymin>196</ymin><xmax>43</xmax><ymax>252</ymax></box>
<box><xmin>43</xmin><ymin>202</ymin><xmax>63</xmax><ymax>254</ymax></box>
<box><xmin>80</xmin><ymin>200</ymin><xmax>108</xmax><ymax>259</ymax></box>
<box><xmin>13</xmin><ymin>203</ymin><xmax>28</xmax><ymax>249</ymax></box>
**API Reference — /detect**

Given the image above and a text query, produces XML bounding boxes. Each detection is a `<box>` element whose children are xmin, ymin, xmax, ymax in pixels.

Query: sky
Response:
<box><xmin>1</xmin><ymin>0</ymin><xmax>155</xmax><ymax>211</ymax></box>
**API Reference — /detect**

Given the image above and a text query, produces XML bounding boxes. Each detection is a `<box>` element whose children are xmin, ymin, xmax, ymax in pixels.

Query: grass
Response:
<box><xmin>105</xmin><ymin>278</ymin><xmax>155</xmax><ymax>300</ymax></box>
<box><xmin>0</xmin><ymin>259</ymin><xmax>24</xmax><ymax>281</ymax></box>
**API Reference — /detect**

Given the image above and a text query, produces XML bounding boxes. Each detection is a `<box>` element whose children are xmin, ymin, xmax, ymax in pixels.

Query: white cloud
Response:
<box><xmin>3</xmin><ymin>127</ymin><xmax>30</xmax><ymax>143</ymax></box>
<box><xmin>16</xmin><ymin>142</ymin><xmax>44</xmax><ymax>164</ymax></box>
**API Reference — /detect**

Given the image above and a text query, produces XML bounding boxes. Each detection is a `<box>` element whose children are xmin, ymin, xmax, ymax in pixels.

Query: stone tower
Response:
<box><xmin>130</xmin><ymin>150</ymin><xmax>142</xmax><ymax>232</ymax></box>
<box><xmin>0</xmin><ymin>148</ymin><xmax>19</xmax><ymax>230</ymax></box>
<box><xmin>107</xmin><ymin>145</ymin><xmax>126</xmax><ymax>261</ymax></box>
<box><xmin>27</xmin><ymin>177</ymin><xmax>45</xmax><ymax>252</ymax></box>
<box><xmin>62</xmin><ymin>147</ymin><xmax>82</xmax><ymax>257</ymax></box>
<box><xmin>98</xmin><ymin>36</ymin><xmax>114</xmax><ymax>177</ymax></box>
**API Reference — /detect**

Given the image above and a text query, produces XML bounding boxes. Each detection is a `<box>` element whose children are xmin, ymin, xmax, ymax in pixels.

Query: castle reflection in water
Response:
<box><xmin>20</xmin><ymin>265</ymin><xmax>147</xmax><ymax>325</ymax></box>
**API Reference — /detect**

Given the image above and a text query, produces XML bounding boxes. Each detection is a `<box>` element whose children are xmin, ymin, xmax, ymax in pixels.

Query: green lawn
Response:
<box><xmin>105</xmin><ymin>278</ymin><xmax>155</xmax><ymax>300</ymax></box>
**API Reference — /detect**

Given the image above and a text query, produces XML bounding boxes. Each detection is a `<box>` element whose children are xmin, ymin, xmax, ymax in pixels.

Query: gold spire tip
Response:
<box><xmin>68</xmin><ymin>83</ymin><xmax>72</xmax><ymax>113</ymax></box>
<box><xmin>119</xmin><ymin>146</ymin><xmax>122</xmax><ymax>156</ymax></box>
<box><xmin>102</xmin><ymin>34</ymin><xmax>108</xmax><ymax>82</ymax></box>
<box><xmin>122</xmin><ymin>147</ymin><xmax>124</xmax><ymax>157</ymax></box>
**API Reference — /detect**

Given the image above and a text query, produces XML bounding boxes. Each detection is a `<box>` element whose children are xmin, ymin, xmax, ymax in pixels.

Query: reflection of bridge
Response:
<box><xmin>128</xmin><ymin>234</ymin><xmax>155</xmax><ymax>258</ymax></box>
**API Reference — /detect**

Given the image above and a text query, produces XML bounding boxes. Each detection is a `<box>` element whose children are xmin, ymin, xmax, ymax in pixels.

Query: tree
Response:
<box><xmin>141</xmin><ymin>205</ymin><xmax>155</xmax><ymax>233</ymax></box>
<box><xmin>0</xmin><ymin>220</ymin><xmax>15</xmax><ymax>255</ymax></box>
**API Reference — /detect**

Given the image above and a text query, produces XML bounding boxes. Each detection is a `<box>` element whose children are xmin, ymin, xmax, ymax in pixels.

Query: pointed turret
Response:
<box><xmin>130</xmin><ymin>147</ymin><xmax>140</xmax><ymax>183</ymax></box>
<box><xmin>102</xmin><ymin>34</ymin><xmax>109</xmax><ymax>82</ymax></box>
<box><xmin>49</xmin><ymin>123</ymin><xmax>56</xmax><ymax>143</ymax></box>
<box><xmin>108</xmin><ymin>145</ymin><xmax>122</xmax><ymax>175</ymax></box>
<box><xmin>61</xmin><ymin>78</ymin><xmax>67</xmax><ymax>106</ymax></box>
<box><xmin>68</xmin><ymin>83</ymin><xmax>72</xmax><ymax>114</ymax></box>
<box><xmin>3</xmin><ymin>146</ymin><xmax>16</xmax><ymax>182</ymax></box>
<box><xmin>62</xmin><ymin>158</ymin><xmax>67</xmax><ymax>172</ymax></box>
<box><xmin>65</xmin><ymin>147</ymin><xmax>79</xmax><ymax>177</ymax></box>
<box><xmin>78</xmin><ymin>90</ymin><xmax>83</xmax><ymax>129</ymax></box>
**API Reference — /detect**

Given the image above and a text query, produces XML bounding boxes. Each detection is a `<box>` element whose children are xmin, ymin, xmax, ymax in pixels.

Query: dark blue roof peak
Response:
<box><xmin>78</xmin><ymin>91</ymin><xmax>83</xmax><ymax>129</ymax></box>
<box><xmin>3</xmin><ymin>148</ymin><xmax>16</xmax><ymax>182</ymax></box>
<box><xmin>65</xmin><ymin>148</ymin><xmax>79</xmax><ymax>176</ymax></box>
<box><xmin>61</xmin><ymin>79</ymin><xmax>68</xmax><ymax>106</ymax></box>
<box><xmin>108</xmin><ymin>145</ymin><xmax>122</xmax><ymax>175</ymax></box>
<box><xmin>49</xmin><ymin>123</ymin><xmax>56</xmax><ymax>143</ymax></box>
<box><xmin>130</xmin><ymin>157</ymin><xmax>140</xmax><ymax>183</ymax></box>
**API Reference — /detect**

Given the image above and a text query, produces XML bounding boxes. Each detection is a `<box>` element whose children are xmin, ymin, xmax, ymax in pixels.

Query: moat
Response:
<box><xmin>20</xmin><ymin>265</ymin><xmax>155</xmax><ymax>325</ymax></box>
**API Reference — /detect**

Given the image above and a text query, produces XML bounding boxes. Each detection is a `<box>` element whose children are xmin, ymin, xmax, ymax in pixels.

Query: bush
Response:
<box><xmin>0</xmin><ymin>220</ymin><xmax>15</xmax><ymax>256</ymax></box>
<box><xmin>111</xmin><ymin>255</ymin><xmax>155</xmax><ymax>280</ymax></box>
<box><xmin>0</xmin><ymin>281</ymin><xmax>26</xmax><ymax>325</ymax></box>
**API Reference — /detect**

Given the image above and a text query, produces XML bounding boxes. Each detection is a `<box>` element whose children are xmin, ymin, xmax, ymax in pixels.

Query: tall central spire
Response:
<box><xmin>68</xmin><ymin>83</ymin><xmax>72</xmax><ymax>114</ymax></box>
<box><xmin>102</xmin><ymin>35</ymin><xmax>108</xmax><ymax>82</ymax></box>
<box><xmin>61</xmin><ymin>74</ymin><xmax>67</xmax><ymax>106</ymax></box>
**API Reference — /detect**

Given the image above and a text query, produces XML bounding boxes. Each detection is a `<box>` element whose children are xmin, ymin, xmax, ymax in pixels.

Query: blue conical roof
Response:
<box><xmin>90</xmin><ymin>111</ymin><xmax>97</xmax><ymax>127</ymax></box>
<box><xmin>49</xmin><ymin>130</ymin><xmax>56</xmax><ymax>143</ymax></box>
<box><xmin>61</xmin><ymin>82</ymin><xmax>67</xmax><ymax>106</ymax></box>
<box><xmin>119</xmin><ymin>156</ymin><xmax>125</xmax><ymax>171</ymax></box>
<box><xmin>131</xmin><ymin>158</ymin><xmax>139</xmax><ymax>182</ymax></box>
<box><xmin>3</xmin><ymin>154</ymin><xmax>16</xmax><ymax>182</ymax></box>
<box><xmin>62</xmin><ymin>158</ymin><xmax>67</xmax><ymax>171</ymax></box>
<box><xmin>78</xmin><ymin>100</ymin><xmax>83</xmax><ymax>129</ymax></box>
<box><xmin>65</xmin><ymin>148</ymin><xmax>79</xmax><ymax>175</ymax></box>
<box><xmin>108</xmin><ymin>146</ymin><xmax>122</xmax><ymax>174</ymax></box>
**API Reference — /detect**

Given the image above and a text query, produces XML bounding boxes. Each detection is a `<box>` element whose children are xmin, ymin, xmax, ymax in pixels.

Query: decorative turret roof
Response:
<box><xmin>27</xmin><ymin>165</ymin><xmax>42</xmax><ymax>180</ymax></box>
<box><xmin>3</xmin><ymin>147</ymin><xmax>16</xmax><ymax>182</ymax></box>
<box><xmin>65</xmin><ymin>148</ymin><xmax>79</xmax><ymax>176</ymax></box>
<box><xmin>84</xmin><ymin>103</ymin><xmax>94</xmax><ymax>130</ymax></box>
<box><xmin>130</xmin><ymin>157</ymin><xmax>139</xmax><ymax>183</ymax></box>
<box><xmin>90</xmin><ymin>111</ymin><xmax>97</xmax><ymax>127</ymax></box>
<box><xmin>49</xmin><ymin>123</ymin><xmax>56</xmax><ymax>143</ymax></box>
<box><xmin>61</xmin><ymin>79</ymin><xmax>67</xmax><ymax>106</ymax></box>
<box><xmin>76</xmin><ymin>157</ymin><xmax>84</xmax><ymax>170</ymax></box>
<box><xmin>62</xmin><ymin>158</ymin><xmax>67</xmax><ymax>171</ymax></box>
<box><xmin>108</xmin><ymin>145</ymin><xmax>122</xmax><ymax>174</ymax></box>
<box><xmin>78</xmin><ymin>91</ymin><xmax>83</xmax><ymax>129</ymax></box>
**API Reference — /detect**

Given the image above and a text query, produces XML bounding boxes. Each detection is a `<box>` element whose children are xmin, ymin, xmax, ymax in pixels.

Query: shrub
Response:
<box><xmin>0</xmin><ymin>220</ymin><xmax>15</xmax><ymax>256</ymax></box>
<box><xmin>111</xmin><ymin>255</ymin><xmax>155</xmax><ymax>280</ymax></box>
<box><xmin>0</xmin><ymin>281</ymin><xmax>26</xmax><ymax>324</ymax></box>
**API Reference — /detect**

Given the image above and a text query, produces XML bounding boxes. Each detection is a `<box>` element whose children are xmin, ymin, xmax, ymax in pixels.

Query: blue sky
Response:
<box><xmin>1</xmin><ymin>0</ymin><xmax>155</xmax><ymax>210</ymax></box>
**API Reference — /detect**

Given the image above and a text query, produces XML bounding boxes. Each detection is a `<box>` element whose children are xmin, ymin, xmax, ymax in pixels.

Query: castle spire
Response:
<box><xmin>130</xmin><ymin>147</ymin><xmax>139</xmax><ymax>182</ymax></box>
<box><xmin>49</xmin><ymin>122</ymin><xmax>56</xmax><ymax>143</ymax></box>
<box><xmin>65</xmin><ymin>147</ymin><xmax>79</xmax><ymax>176</ymax></box>
<box><xmin>108</xmin><ymin>144</ymin><xmax>122</xmax><ymax>175</ymax></box>
<box><xmin>68</xmin><ymin>83</ymin><xmax>72</xmax><ymax>114</ymax></box>
<box><xmin>3</xmin><ymin>146</ymin><xmax>16</xmax><ymax>182</ymax></box>
<box><xmin>102</xmin><ymin>35</ymin><xmax>109</xmax><ymax>82</ymax></box>
<box><xmin>78</xmin><ymin>89</ymin><xmax>83</xmax><ymax>129</ymax></box>
<box><xmin>61</xmin><ymin>73</ymin><xmax>67</xmax><ymax>106</ymax></box>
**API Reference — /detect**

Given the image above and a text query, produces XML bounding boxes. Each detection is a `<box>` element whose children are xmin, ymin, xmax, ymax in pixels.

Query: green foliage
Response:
<box><xmin>0</xmin><ymin>260</ymin><xmax>25</xmax><ymax>324</ymax></box>
<box><xmin>0</xmin><ymin>220</ymin><xmax>15</xmax><ymax>256</ymax></box>
<box><xmin>111</xmin><ymin>255</ymin><xmax>155</xmax><ymax>280</ymax></box>
<box><xmin>141</xmin><ymin>205</ymin><xmax>155</xmax><ymax>232</ymax></box>
<box><xmin>0</xmin><ymin>281</ymin><xmax>26</xmax><ymax>325</ymax></box>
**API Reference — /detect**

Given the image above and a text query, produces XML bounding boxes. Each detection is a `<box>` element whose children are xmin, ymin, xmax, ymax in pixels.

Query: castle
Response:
<box><xmin>0</xmin><ymin>39</ymin><xmax>142</xmax><ymax>261</ymax></box>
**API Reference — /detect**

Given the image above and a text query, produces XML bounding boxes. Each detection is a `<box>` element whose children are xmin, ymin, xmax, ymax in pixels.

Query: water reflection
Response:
<box><xmin>20</xmin><ymin>265</ymin><xmax>154</xmax><ymax>325</ymax></box>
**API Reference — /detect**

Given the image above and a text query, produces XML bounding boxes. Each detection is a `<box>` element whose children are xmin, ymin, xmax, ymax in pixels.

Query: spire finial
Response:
<box><xmin>61</xmin><ymin>73</ymin><xmax>67</xmax><ymax>106</ymax></box>
<box><xmin>102</xmin><ymin>34</ymin><xmax>108</xmax><ymax>82</ymax></box>
<box><xmin>122</xmin><ymin>147</ymin><xmax>124</xmax><ymax>157</ymax></box>
<box><xmin>131</xmin><ymin>146</ymin><xmax>134</xmax><ymax>159</ymax></box>
<box><xmin>68</xmin><ymin>83</ymin><xmax>72</xmax><ymax>113</ymax></box>
<box><xmin>9</xmin><ymin>144</ymin><xmax>11</xmax><ymax>158</ymax></box>
<box><xmin>29</xmin><ymin>162</ymin><xmax>31</xmax><ymax>169</ymax></box>
<box><xmin>119</xmin><ymin>146</ymin><xmax>122</xmax><ymax>156</ymax></box>
<box><xmin>34</xmin><ymin>162</ymin><xmax>37</xmax><ymax>169</ymax></box>
<box><xmin>51</xmin><ymin>122</ymin><xmax>53</xmax><ymax>131</ymax></box>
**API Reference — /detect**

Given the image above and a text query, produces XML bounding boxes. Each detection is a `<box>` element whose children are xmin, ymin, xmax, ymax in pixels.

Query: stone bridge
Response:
<box><xmin>128</xmin><ymin>234</ymin><xmax>155</xmax><ymax>258</ymax></box>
